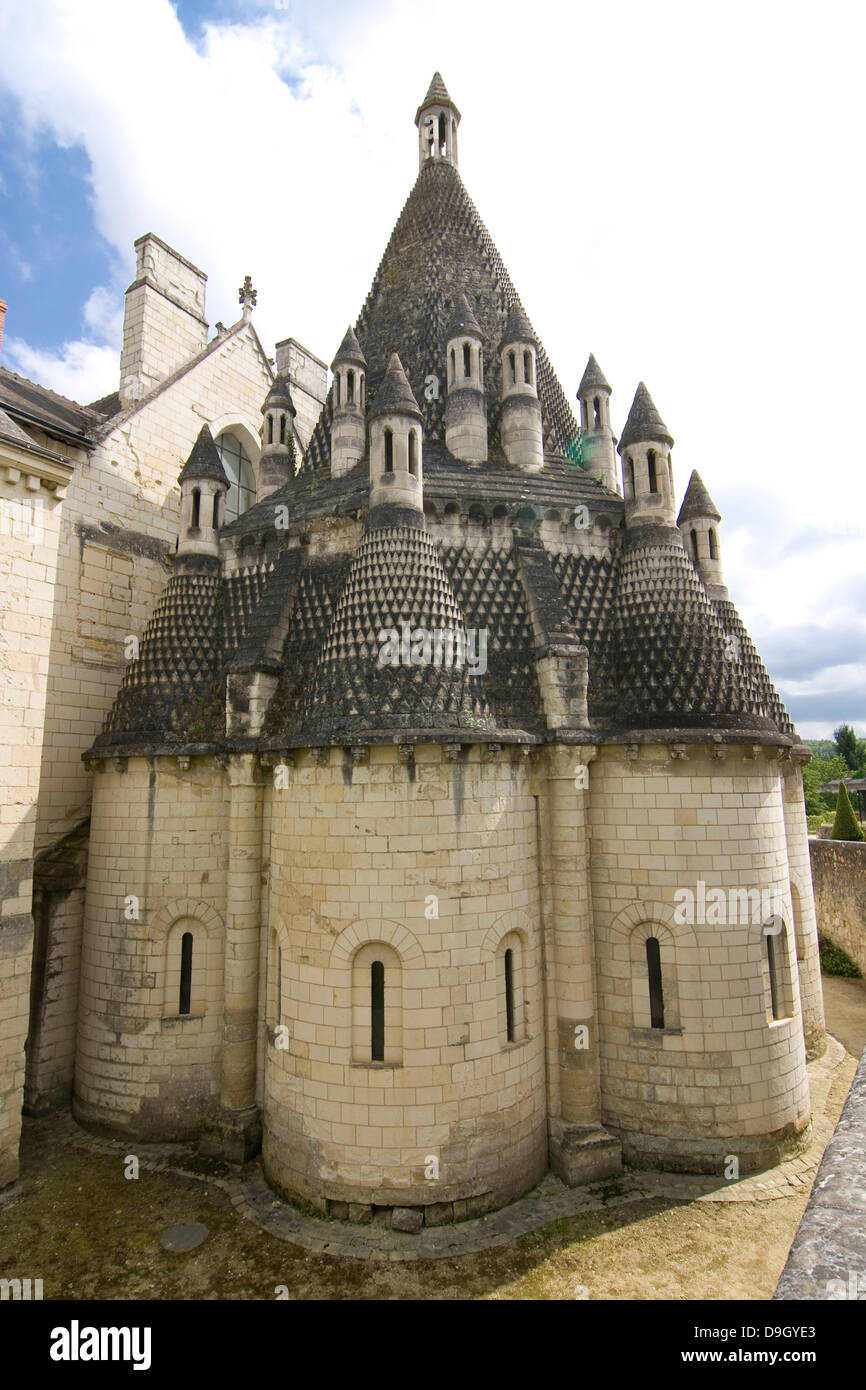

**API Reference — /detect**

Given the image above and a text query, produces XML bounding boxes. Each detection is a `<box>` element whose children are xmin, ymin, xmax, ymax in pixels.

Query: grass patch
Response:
<box><xmin>819</xmin><ymin>934</ymin><xmax>862</xmax><ymax>978</ymax></box>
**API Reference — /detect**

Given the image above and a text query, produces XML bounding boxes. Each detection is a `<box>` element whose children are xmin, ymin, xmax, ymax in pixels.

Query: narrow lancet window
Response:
<box><xmin>646</xmin><ymin>936</ymin><xmax>664</xmax><ymax>1028</ymax></box>
<box><xmin>593</xmin><ymin>396</ymin><xmax>601</xmax><ymax>428</ymax></box>
<box><xmin>179</xmin><ymin>932</ymin><xmax>193</xmax><ymax>1016</ymax></box>
<box><xmin>523</xmin><ymin>350</ymin><xmax>532</xmax><ymax>384</ymax></box>
<box><xmin>191</xmin><ymin>489</ymin><xmax>200</xmax><ymax>528</ymax></box>
<box><xmin>504</xmin><ymin>948</ymin><xmax>515</xmax><ymax>1042</ymax></box>
<box><xmin>371</xmin><ymin>960</ymin><xmax>385</xmax><ymax>1061</ymax></box>
<box><xmin>509</xmin><ymin>350</ymin><xmax>517</xmax><ymax>385</ymax></box>
<box><xmin>408</xmin><ymin>430</ymin><xmax>418</xmax><ymax>477</ymax></box>
<box><xmin>212</xmin><ymin>493</ymin><xmax>220</xmax><ymax>528</ymax></box>
<box><xmin>648</xmin><ymin>450</ymin><xmax>658</xmax><ymax>493</ymax></box>
<box><xmin>384</xmin><ymin>428</ymin><xmax>394</xmax><ymax>473</ymax></box>
<box><xmin>463</xmin><ymin>342</ymin><xmax>471</xmax><ymax>378</ymax></box>
<box><xmin>347</xmin><ymin>369</ymin><xmax>355</xmax><ymax>404</ymax></box>
<box><xmin>767</xmin><ymin>933</ymin><xmax>780</xmax><ymax>1020</ymax></box>
<box><xmin>709</xmin><ymin>528</ymin><xmax>718</xmax><ymax>560</ymax></box>
<box><xmin>691</xmin><ymin>529</ymin><xmax>699</xmax><ymax>561</ymax></box>
<box><xmin>279</xmin><ymin>414</ymin><xmax>286</xmax><ymax>444</ymax></box>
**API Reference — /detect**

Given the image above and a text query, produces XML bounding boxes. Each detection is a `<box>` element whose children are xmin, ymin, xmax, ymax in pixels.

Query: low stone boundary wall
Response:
<box><xmin>774</xmin><ymin>1046</ymin><xmax>866</xmax><ymax>1299</ymax></box>
<box><xmin>809</xmin><ymin>838</ymin><xmax>866</xmax><ymax>975</ymax></box>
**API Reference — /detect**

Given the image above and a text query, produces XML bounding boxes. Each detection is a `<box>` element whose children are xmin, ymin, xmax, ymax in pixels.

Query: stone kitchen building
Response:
<box><xmin>0</xmin><ymin>75</ymin><xmax>824</xmax><ymax>1228</ymax></box>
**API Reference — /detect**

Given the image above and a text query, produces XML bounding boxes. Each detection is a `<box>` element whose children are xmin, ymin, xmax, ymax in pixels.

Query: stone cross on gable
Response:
<box><xmin>238</xmin><ymin>275</ymin><xmax>257</xmax><ymax>321</ymax></box>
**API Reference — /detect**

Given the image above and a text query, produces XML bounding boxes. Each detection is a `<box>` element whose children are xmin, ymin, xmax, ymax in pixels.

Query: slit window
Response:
<box><xmin>626</xmin><ymin>457</ymin><xmax>635</xmax><ymax>496</ymax></box>
<box><xmin>276</xmin><ymin>944</ymin><xmax>282</xmax><ymax>1023</ymax></box>
<box><xmin>691</xmin><ymin>529</ymin><xmax>699</xmax><ymax>561</ymax></box>
<box><xmin>384</xmin><ymin>427</ymin><xmax>394</xmax><ymax>473</ymax></box>
<box><xmin>191</xmin><ymin>489</ymin><xmax>200</xmax><ymax>528</ymax></box>
<box><xmin>646</xmin><ymin>936</ymin><xmax>664</xmax><ymax>1028</ymax></box>
<box><xmin>408</xmin><ymin>430</ymin><xmax>418</xmax><ymax>477</ymax></box>
<box><xmin>504</xmin><ymin>948</ymin><xmax>515</xmax><ymax>1042</ymax></box>
<box><xmin>766</xmin><ymin>933</ymin><xmax>780</xmax><ymax>1019</ymax></box>
<box><xmin>523</xmin><ymin>350</ymin><xmax>532</xmax><ymax>384</ymax></box>
<box><xmin>509</xmin><ymin>350</ymin><xmax>516</xmax><ymax>384</ymax></box>
<box><xmin>438</xmin><ymin>112</ymin><xmax>446</xmax><ymax>154</ymax></box>
<box><xmin>648</xmin><ymin>450</ymin><xmax>658</xmax><ymax>493</ymax></box>
<box><xmin>709</xmin><ymin>527</ymin><xmax>718</xmax><ymax>560</ymax></box>
<box><xmin>593</xmin><ymin>395</ymin><xmax>601</xmax><ymax>428</ymax></box>
<box><xmin>212</xmin><ymin>493</ymin><xmax>220</xmax><ymax>528</ymax></box>
<box><xmin>463</xmin><ymin>342</ymin><xmax>471</xmax><ymax>377</ymax></box>
<box><xmin>335</xmin><ymin>374</ymin><xmax>341</xmax><ymax>406</ymax></box>
<box><xmin>279</xmin><ymin>414</ymin><xmax>286</xmax><ymax>444</ymax></box>
<box><xmin>371</xmin><ymin>960</ymin><xmax>385</xmax><ymax>1061</ymax></box>
<box><xmin>179</xmin><ymin>932</ymin><xmax>193</xmax><ymax>1016</ymax></box>
<box><xmin>267</xmin><ymin>414</ymin><xmax>274</xmax><ymax>444</ymax></box>
<box><xmin>347</xmin><ymin>369</ymin><xmax>355</xmax><ymax>404</ymax></box>
<box><xmin>450</xmin><ymin>347</ymin><xmax>455</xmax><ymax>384</ymax></box>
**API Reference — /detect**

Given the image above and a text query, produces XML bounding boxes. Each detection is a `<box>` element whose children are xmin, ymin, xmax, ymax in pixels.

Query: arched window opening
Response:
<box><xmin>766</xmin><ymin>933</ymin><xmax>781</xmax><ymax>1020</ymax></box>
<box><xmin>523</xmin><ymin>350</ymin><xmax>533</xmax><ymax>384</ymax></box>
<box><xmin>335</xmin><ymin>374</ymin><xmax>341</xmax><ymax>407</ymax></box>
<box><xmin>463</xmin><ymin>342</ymin><xmax>471</xmax><ymax>378</ymax></box>
<box><xmin>179</xmin><ymin>932</ymin><xmax>193</xmax><ymax>1016</ymax></box>
<box><xmin>709</xmin><ymin>527</ymin><xmax>718</xmax><ymax>560</ymax></box>
<box><xmin>360</xmin><ymin>374</ymin><xmax>365</xmax><ymax>408</ymax></box>
<box><xmin>384</xmin><ymin>427</ymin><xmax>394</xmax><ymax>473</ymax></box>
<box><xmin>450</xmin><ymin>347</ymin><xmax>456</xmax><ymax>385</ymax></box>
<box><xmin>408</xmin><ymin>430</ymin><xmax>418</xmax><ymax>477</ymax></box>
<box><xmin>593</xmin><ymin>395</ymin><xmax>601</xmax><ymax>429</ymax></box>
<box><xmin>667</xmin><ymin>456</ymin><xmax>673</xmax><ymax>488</ymax></box>
<box><xmin>626</xmin><ymin>457</ymin><xmax>635</xmax><ymax>497</ymax></box>
<box><xmin>216</xmin><ymin>433</ymin><xmax>256</xmax><ymax>523</ymax></box>
<box><xmin>647</xmin><ymin>449</ymin><xmax>658</xmax><ymax>493</ymax></box>
<box><xmin>504</xmin><ymin>948</ymin><xmax>515</xmax><ymax>1042</ymax></box>
<box><xmin>690</xmin><ymin>529</ymin><xmax>699</xmax><ymax>561</ymax></box>
<box><xmin>279</xmin><ymin>414</ymin><xmax>286</xmax><ymax>444</ymax></box>
<box><xmin>276</xmin><ymin>943</ymin><xmax>282</xmax><ymax>1024</ymax></box>
<box><xmin>370</xmin><ymin>960</ymin><xmax>385</xmax><ymax>1061</ymax></box>
<box><xmin>438</xmin><ymin>112</ymin><xmax>446</xmax><ymax>154</ymax></box>
<box><xmin>267</xmin><ymin>415</ymin><xmax>274</xmax><ymax>444</ymax></box>
<box><xmin>646</xmin><ymin>937</ymin><xmax>664</xmax><ymax>1028</ymax></box>
<box><xmin>347</xmin><ymin>369</ymin><xmax>355</xmax><ymax>405</ymax></box>
<box><xmin>212</xmin><ymin>493</ymin><xmax>220</xmax><ymax>528</ymax></box>
<box><xmin>191</xmin><ymin>489</ymin><xmax>201</xmax><ymax>529</ymax></box>
<box><xmin>509</xmin><ymin>350</ymin><xmax>517</xmax><ymax>385</ymax></box>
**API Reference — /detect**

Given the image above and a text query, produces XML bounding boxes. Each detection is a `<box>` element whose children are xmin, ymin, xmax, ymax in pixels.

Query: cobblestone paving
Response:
<box><xmin>15</xmin><ymin>1037</ymin><xmax>847</xmax><ymax>1263</ymax></box>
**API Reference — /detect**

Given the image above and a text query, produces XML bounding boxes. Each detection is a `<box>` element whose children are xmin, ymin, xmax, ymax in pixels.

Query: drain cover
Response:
<box><xmin>160</xmin><ymin>1222</ymin><xmax>209</xmax><ymax>1253</ymax></box>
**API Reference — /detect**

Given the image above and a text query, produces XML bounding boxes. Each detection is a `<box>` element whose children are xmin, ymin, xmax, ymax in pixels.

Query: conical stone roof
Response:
<box><xmin>577</xmin><ymin>353</ymin><xmax>611</xmax><ymax>396</ymax></box>
<box><xmin>446</xmin><ymin>292</ymin><xmax>483</xmax><ymax>341</ymax></box>
<box><xmin>300</xmin><ymin>156</ymin><xmax>580</xmax><ymax>472</ymax></box>
<box><xmin>301</xmin><ymin>525</ymin><xmax>491</xmax><ymax>737</ymax></box>
<box><xmin>368</xmin><ymin>353</ymin><xmax>423</xmax><ymax>419</ymax></box>
<box><xmin>619</xmin><ymin>383</ymin><xmax>673</xmax><ymax>450</ymax></box>
<box><xmin>500</xmin><ymin>301</ymin><xmax>536</xmax><ymax>349</ymax></box>
<box><xmin>263</xmin><ymin>374</ymin><xmax>295</xmax><ymax>412</ymax></box>
<box><xmin>178</xmin><ymin>424</ymin><xmax>229</xmax><ymax>486</ymax></box>
<box><xmin>677</xmin><ymin>469</ymin><xmax>721</xmax><ymax>524</ymax></box>
<box><xmin>332</xmin><ymin>324</ymin><xmax>366</xmax><ymax>368</ymax></box>
<box><xmin>415</xmin><ymin>72</ymin><xmax>460</xmax><ymax>122</ymax></box>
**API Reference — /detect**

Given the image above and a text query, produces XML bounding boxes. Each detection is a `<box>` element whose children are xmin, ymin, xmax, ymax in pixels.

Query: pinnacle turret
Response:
<box><xmin>677</xmin><ymin>470</ymin><xmax>721</xmax><ymax>525</ymax></box>
<box><xmin>619</xmin><ymin>382</ymin><xmax>673</xmax><ymax>451</ymax></box>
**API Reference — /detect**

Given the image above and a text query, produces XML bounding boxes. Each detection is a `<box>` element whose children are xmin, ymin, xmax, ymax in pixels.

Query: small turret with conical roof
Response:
<box><xmin>415</xmin><ymin>72</ymin><xmax>460</xmax><ymax>170</ymax></box>
<box><xmin>177</xmin><ymin>424</ymin><xmax>229</xmax><ymax>563</ymax></box>
<box><xmin>678</xmin><ymin>469</ymin><xmax>727</xmax><ymax>596</ymax></box>
<box><xmin>368</xmin><ymin>353</ymin><xmax>424</xmax><ymax>528</ymax></box>
<box><xmin>576</xmin><ymin>353</ymin><xmax>617</xmax><ymax>493</ymax></box>
<box><xmin>445</xmin><ymin>292</ymin><xmax>487</xmax><ymax>461</ymax></box>
<box><xmin>330</xmin><ymin>325</ymin><xmax>366</xmax><ymax>478</ymax></box>
<box><xmin>618</xmin><ymin>382</ymin><xmax>676</xmax><ymax>527</ymax></box>
<box><xmin>499</xmin><ymin>302</ymin><xmax>543</xmax><ymax>472</ymax></box>
<box><xmin>259</xmin><ymin>373</ymin><xmax>296</xmax><ymax>499</ymax></box>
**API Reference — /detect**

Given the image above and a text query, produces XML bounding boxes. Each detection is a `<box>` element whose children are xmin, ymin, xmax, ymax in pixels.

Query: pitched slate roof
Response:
<box><xmin>0</xmin><ymin>365</ymin><xmax>98</xmax><ymax>446</ymax></box>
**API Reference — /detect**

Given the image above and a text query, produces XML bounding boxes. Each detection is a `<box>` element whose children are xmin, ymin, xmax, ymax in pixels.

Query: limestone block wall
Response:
<box><xmin>782</xmin><ymin>764</ymin><xmax>826</xmax><ymax>1059</ymax></box>
<box><xmin>30</xmin><ymin>331</ymin><xmax>270</xmax><ymax>1110</ymax></box>
<box><xmin>589</xmin><ymin>742</ymin><xmax>812</xmax><ymax>1173</ymax></box>
<box><xmin>74</xmin><ymin>757</ymin><xmax>228</xmax><ymax>1139</ymax></box>
<box><xmin>263</xmin><ymin>742</ymin><xmax>546</xmax><ymax>1218</ymax></box>
<box><xmin>0</xmin><ymin>470</ymin><xmax>66</xmax><ymax>1186</ymax></box>
<box><xmin>809</xmin><ymin>838</ymin><xmax>866</xmax><ymax>977</ymax></box>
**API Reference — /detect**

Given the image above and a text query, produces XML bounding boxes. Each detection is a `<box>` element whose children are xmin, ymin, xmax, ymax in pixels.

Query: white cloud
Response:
<box><xmin>4</xmin><ymin>335</ymin><xmax>119</xmax><ymax>403</ymax></box>
<box><xmin>0</xmin><ymin>0</ymin><xmax>863</xmax><ymax>730</ymax></box>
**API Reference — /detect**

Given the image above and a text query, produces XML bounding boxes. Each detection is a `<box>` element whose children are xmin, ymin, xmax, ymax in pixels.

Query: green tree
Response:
<box><xmin>802</xmin><ymin>754</ymin><xmax>848</xmax><ymax>817</ymax></box>
<box><xmin>831</xmin><ymin>781</ymin><xmax>864</xmax><ymax>841</ymax></box>
<box><xmin>833</xmin><ymin>723</ymin><xmax>866</xmax><ymax>773</ymax></box>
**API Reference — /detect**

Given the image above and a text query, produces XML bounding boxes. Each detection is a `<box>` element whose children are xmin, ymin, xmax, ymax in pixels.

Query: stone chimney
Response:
<box><xmin>118</xmin><ymin>234</ymin><xmax>208</xmax><ymax>408</ymax></box>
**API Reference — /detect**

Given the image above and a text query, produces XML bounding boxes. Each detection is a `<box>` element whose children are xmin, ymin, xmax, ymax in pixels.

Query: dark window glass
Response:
<box><xmin>179</xmin><ymin>932</ymin><xmax>193</xmax><ymax>1015</ymax></box>
<box><xmin>646</xmin><ymin>937</ymin><xmax>664</xmax><ymax>1028</ymax></box>
<box><xmin>371</xmin><ymin>960</ymin><xmax>385</xmax><ymax>1061</ymax></box>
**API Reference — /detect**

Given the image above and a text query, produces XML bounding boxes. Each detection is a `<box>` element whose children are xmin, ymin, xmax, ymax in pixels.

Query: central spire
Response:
<box><xmin>415</xmin><ymin>71</ymin><xmax>460</xmax><ymax>170</ymax></box>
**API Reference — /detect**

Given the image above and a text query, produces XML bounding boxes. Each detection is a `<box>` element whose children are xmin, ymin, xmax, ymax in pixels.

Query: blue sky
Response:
<box><xmin>0</xmin><ymin>0</ymin><xmax>863</xmax><ymax>739</ymax></box>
